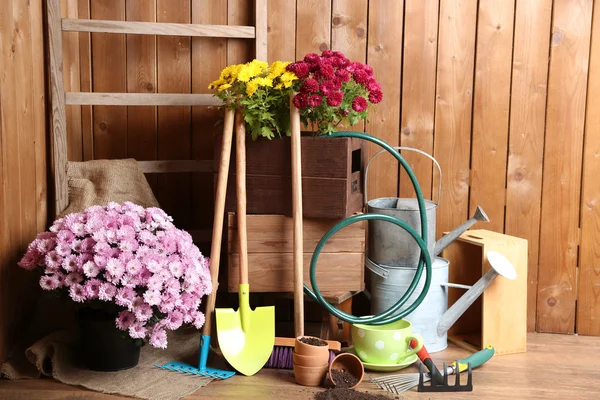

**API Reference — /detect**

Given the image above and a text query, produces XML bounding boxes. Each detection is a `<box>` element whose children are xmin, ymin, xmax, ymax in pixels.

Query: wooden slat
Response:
<box><xmin>505</xmin><ymin>0</ymin><xmax>553</xmax><ymax>332</ymax></box>
<box><xmin>126</xmin><ymin>0</ymin><xmax>158</xmax><ymax>192</ymax></box>
<box><xmin>156</xmin><ymin>0</ymin><xmax>192</xmax><ymax>229</ymax></box>
<box><xmin>227</xmin><ymin>214</ymin><xmax>365</xmax><ymax>254</ymax></box>
<box><xmin>296</xmin><ymin>0</ymin><xmax>331</xmax><ymax>57</ymax></box>
<box><xmin>62</xmin><ymin>18</ymin><xmax>256</xmax><ymax>38</ymax></box>
<box><xmin>61</xmin><ymin>0</ymin><xmax>83</xmax><ymax>161</ymax></box>
<box><xmin>91</xmin><ymin>0</ymin><xmax>127</xmax><ymax>160</ymax></box>
<box><xmin>191</xmin><ymin>0</ymin><xmax>227</xmax><ymax>229</ymax></box>
<box><xmin>78</xmin><ymin>0</ymin><xmax>93</xmax><ymax>161</ymax></box>
<box><xmin>137</xmin><ymin>160</ymin><xmax>212</xmax><ymax>173</ymax></box>
<box><xmin>432</xmin><ymin>0</ymin><xmax>478</xmax><ymax>240</ymax></box>
<box><xmin>577</xmin><ymin>0</ymin><xmax>600</xmax><ymax>336</ymax></box>
<box><xmin>332</xmin><ymin>0</ymin><xmax>367</xmax><ymax>64</ymax></box>
<box><xmin>47</xmin><ymin>0</ymin><xmax>69</xmax><ymax>215</ymax></box>
<box><xmin>399</xmin><ymin>0</ymin><xmax>439</xmax><ymax>200</ymax></box>
<box><xmin>254</xmin><ymin>0</ymin><xmax>268</xmax><ymax>60</ymax></box>
<box><xmin>227</xmin><ymin>0</ymin><xmax>253</xmax><ymax>64</ymax></box>
<box><xmin>364</xmin><ymin>0</ymin><xmax>403</xmax><ymax>200</ymax></box>
<box><xmin>537</xmin><ymin>0</ymin><xmax>593</xmax><ymax>334</ymax></box>
<box><xmin>66</xmin><ymin>92</ymin><xmax>222</xmax><ymax>106</ymax></box>
<box><xmin>469</xmin><ymin>0</ymin><xmax>515</xmax><ymax>232</ymax></box>
<box><xmin>30</xmin><ymin>0</ymin><xmax>48</xmax><ymax>232</ymax></box>
<box><xmin>267</xmin><ymin>0</ymin><xmax>296</xmax><ymax>62</ymax></box>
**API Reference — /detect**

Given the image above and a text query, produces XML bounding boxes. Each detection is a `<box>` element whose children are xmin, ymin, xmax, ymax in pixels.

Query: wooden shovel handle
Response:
<box><xmin>202</xmin><ymin>108</ymin><xmax>235</xmax><ymax>336</ymax></box>
<box><xmin>235</xmin><ymin>110</ymin><xmax>249</xmax><ymax>285</ymax></box>
<box><xmin>290</xmin><ymin>97</ymin><xmax>304</xmax><ymax>338</ymax></box>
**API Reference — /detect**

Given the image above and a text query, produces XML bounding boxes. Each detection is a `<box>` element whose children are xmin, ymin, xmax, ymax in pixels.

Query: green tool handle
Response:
<box><xmin>410</xmin><ymin>340</ymin><xmax>444</xmax><ymax>385</ymax></box>
<box><xmin>452</xmin><ymin>345</ymin><xmax>495</xmax><ymax>373</ymax></box>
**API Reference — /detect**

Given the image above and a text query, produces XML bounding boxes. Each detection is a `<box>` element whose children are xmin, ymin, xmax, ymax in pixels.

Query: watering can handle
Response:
<box><xmin>363</xmin><ymin>146</ymin><xmax>442</xmax><ymax>206</ymax></box>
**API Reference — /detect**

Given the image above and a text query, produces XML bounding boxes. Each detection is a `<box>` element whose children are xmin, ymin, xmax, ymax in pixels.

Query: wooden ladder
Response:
<box><xmin>46</xmin><ymin>0</ymin><xmax>267</xmax><ymax>242</ymax></box>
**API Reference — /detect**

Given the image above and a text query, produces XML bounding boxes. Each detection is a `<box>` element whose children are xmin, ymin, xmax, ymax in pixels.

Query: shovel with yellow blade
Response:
<box><xmin>215</xmin><ymin>111</ymin><xmax>275</xmax><ymax>377</ymax></box>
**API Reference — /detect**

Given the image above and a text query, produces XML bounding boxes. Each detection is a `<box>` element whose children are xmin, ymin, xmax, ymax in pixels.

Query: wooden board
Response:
<box><xmin>577</xmin><ymin>0</ymin><xmax>600</xmax><ymax>336</ymax></box>
<box><xmin>399</xmin><ymin>0</ymin><xmax>439</xmax><ymax>200</ymax></box>
<box><xmin>536</xmin><ymin>0</ymin><xmax>593</xmax><ymax>334</ymax></box>
<box><xmin>296</xmin><ymin>0</ymin><xmax>331</xmax><ymax>57</ymax></box>
<box><xmin>227</xmin><ymin>0</ymin><xmax>253</xmax><ymax>63</ymax></box>
<box><xmin>156</xmin><ymin>0</ymin><xmax>192</xmax><ymax>229</ymax></box>
<box><xmin>267</xmin><ymin>0</ymin><xmax>295</xmax><ymax>62</ymax></box>
<box><xmin>364</xmin><ymin>0</ymin><xmax>403</xmax><ymax>200</ymax></box>
<box><xmin>126</xmin><ymin>0</ymin><xmax>158</xmax><ymax>191</ymax></box>
<box><xmin>191</xmin><ymin>0</ymin><xmax>227</xmax><ymax>231</ymax></box>
<box><xmin>469</xmin><ymin>0</ymin><xmax>515</xmax><ymax>232</ymax></box>
<box><xmin>433</xmin><ymin>0</ymin><xmax>477</xmax><ymax>240</ymax></box>
<box><xmin>78</xmin><ymin>0</ymin><xmax>94</xmax><ymax>162</ymax></box>
<box><xmin>227</xmin><ymin>214</ymin><xmax>365</xmax><ymax>254</ymax></box>
<box><xmin>505</xmin><ymin>0</ymin><xmax>552</xmax><ymax>332</ymax></box>
<box><xmin>90</xmin><ymin>0</ymin><xmax>127</xmax><ymax>160</ymax></box>
<box><xmin>228</xmin><ymin>253</ymin><xmax>364</xmax><ymax>293</ymax></box>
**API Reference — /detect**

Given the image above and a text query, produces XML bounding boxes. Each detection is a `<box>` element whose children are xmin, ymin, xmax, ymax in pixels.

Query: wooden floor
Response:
<box><xmin>1</xmin><ymin>333</ymin><xmax>599</xmax><ymax>399</ymax></box>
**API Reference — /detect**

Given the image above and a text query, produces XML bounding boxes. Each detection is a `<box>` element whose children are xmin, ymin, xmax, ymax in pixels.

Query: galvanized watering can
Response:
<box><xmin>364</xmin><ymin>147</ymin><xmax>497</xmax><ymax>352</ymax></box>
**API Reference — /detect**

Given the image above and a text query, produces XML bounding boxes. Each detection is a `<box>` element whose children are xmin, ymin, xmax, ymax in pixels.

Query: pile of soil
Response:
<box><xmin>330</xmin><ymin>368</ymin><xmax>359</xmax><ymax>388</ymax></box>
<box><xmin>299</xmin><ymin>337</ymin><xmax>328</xmax><ymax>346</ymax></box>
<box><xmin>314</xmin><ymin>388</ymin><xmax>398</xmax><ymax>400</ymax></box>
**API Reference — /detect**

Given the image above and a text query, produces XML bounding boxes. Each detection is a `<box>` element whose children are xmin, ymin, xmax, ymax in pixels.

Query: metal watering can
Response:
<box><xmin>364</xmin><ymin>147</ymin><xmax>501</xmax><ymax>352</ymax></box>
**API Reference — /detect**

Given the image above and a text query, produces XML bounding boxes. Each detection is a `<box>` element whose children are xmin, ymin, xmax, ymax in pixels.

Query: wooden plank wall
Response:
<box><xmin>10</xmin><ymin>0</ymin><xmax>596</xmax><ymax>335</ymax></box>
<box><xmin>0</xmin><ymin>0</ymin><xmax>47</xmax><ymax>361</ymax></box>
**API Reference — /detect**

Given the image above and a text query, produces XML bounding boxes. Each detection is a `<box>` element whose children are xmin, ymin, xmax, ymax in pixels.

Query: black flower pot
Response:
<box><xmin>77</xmin><ymin>308</ymin><xmax>141</xmax><ymax>371</ymax></box>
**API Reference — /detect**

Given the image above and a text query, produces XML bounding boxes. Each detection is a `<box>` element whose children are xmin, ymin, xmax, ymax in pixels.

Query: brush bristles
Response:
<box><xmin>264</xmin><ymin>346</ymin><xmax>336</xmax><ymax>370</ymax></box>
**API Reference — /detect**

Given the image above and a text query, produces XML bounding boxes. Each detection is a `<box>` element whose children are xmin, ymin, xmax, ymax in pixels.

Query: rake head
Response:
<box><xmin>418</xmin><ymin>362</ymin><xmax>473</xmax><ymax>392</ymax></box>
<box><xmin>155</xmin><ymin>362</ymin><xmax>235</xmax><ymax>380</ymax></box>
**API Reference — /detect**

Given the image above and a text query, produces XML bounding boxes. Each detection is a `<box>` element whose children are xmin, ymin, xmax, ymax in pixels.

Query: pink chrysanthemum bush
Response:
<box><xmin>287</xmin><ymin>50</ymin><xmax>383</xmax><ymax>135</ymax></box>
<box><xmin>18</xmin><ymin>202</ymin><xmax>212</xmax><ymax>349</ymax></box>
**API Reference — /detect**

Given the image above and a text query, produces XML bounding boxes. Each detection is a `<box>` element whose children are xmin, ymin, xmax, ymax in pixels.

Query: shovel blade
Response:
<box><xmin>216</xmin><ymin>304</ymin><xmax>275</xmax><ymax>376</ymax></box>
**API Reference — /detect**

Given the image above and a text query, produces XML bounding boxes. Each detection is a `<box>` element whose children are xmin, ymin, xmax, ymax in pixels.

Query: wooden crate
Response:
<box><xmin>215</xmin><ymin>136</ymin><xmax>364</xmax><ymax>219</ymax></box>
<box><xmin>227</xmin><ymin>213</ymin><xmax>365</xmax><ymax>292</ymax></box>
<box><xmin>442</xmin><ymin>229</ymin><xmax>528</xmax><ymax>356</ymax></box>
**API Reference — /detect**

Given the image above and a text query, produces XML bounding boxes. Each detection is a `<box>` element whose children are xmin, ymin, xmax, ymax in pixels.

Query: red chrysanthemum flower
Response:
<box><xmin>322</xmin><ymin>50</ymin><xmax>334</xmax><ymax>58</ymax></box>
<box><xmin>293</xmin><ymin>93</ymin><xmax>309</xmax><ymax>109</ymax></box>
<box><xmin>353</xmin><ymin>70</ymin><xmax>369</xmax><ymax>85</ymax></box>
<box><xmin>366</xmin><ymin>77</ymin><xmax>381</xmax><ymax>92</ymax></box>
<box><xmin>308</xmin><ymin>94</ymin><xmax>323</xmax><ymax>107</ymax></box>
<box><xmin>352</xmin><ymin>96</ymin><xmax>368</xmax><ymax>112</ymax></box>
<box><xmin>332</xmin><ymin>77</ymin><xmax>342</xmax><ymax>90</ymax></box>
<box><xmin>336</xmin><ymin>69</ymin><xmax>351</xmax><ymax>83</ymax></box>
<box><xmin>301</xmin><ymin>78</ymin><xmax>320</xmax><ymax>93</ymax></box>
<box><xmin>318</xmin><ymin>63</ymin><xmax>335</xmax><ymax>79</ymax></box>
<box><xmin>304</xmin><ymin>53</ymin><xmax>320</xmax><ymax>64</ymax></box>
<box><xmin>369</xmin><ymin>90</ymin><xmax>383</xmax><ymax>104</ymax></box>
<box><xmin>330</xmin><ymin>56</ymin><xmax>341</xmax><ymax>68</ymax></box>
<box><xmin>320</xmin><ymin>80</ymin><xmax>336</xmax><ymax>95</ymax></box>
<box><xmin>327</xmin><ymin>91</ymin><xmax>344</xmax><ymax>107</ymax></box>
<box><xmin>347</xmin><ymin>62</ymin><xmax>363</xmax><ymax>73</ymax></box>
<box><xmin>363</xmin><ymin>64</ymin><xmax>374</xmax><ymax>75</ymax></box>
<box><xmin>294</xmin><ymin>62</ymin><xmax>311</xmax><ymax>79</ymax></box>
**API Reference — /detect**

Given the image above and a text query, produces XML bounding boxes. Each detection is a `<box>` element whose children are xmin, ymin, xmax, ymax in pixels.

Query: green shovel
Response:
<box><xmin>215</xmin><ymin>111</ymin><xmax>275</xmax><ymax>377</ymax></box>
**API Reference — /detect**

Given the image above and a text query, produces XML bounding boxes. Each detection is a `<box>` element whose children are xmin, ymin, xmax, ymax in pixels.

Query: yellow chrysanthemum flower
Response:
<box><xmin>267</xmin><ymin>61</ymin><xmax>290</xmax><ymax>79</ymax></box>
<box><xmin>252</xmin><ymin>77</ymin><xmax>273</xmax><ymax>87</ymax></box>
<box><xmin>274</xmin><ymin>83</ymin><xmax>283</xmax><ymax>89</ymax></box>
<box><xmin>246</xmin><ymin>80</ymin><xmax>260</xmax><ymax>96</ymax></box>
<box><xmin>208</xmin><ymin>78</ymin><xmax>225</xmax><ymax>89</ymax></box>
<box><xmin>219</xmin><ymin>64</ymin><xmax>242</xmax><ymax>83</ymax></box>
<box><xmin>218</xmin><ymin>83</ymin><xmax>232</xmax><ymax>92</ymax></box>
<box><xmin>238</xmin><ymin>60</ymin><xmax>268</xmax><ymax>82</ymax></box>
<box><xmin>279</xmin><ymin>71</ymin><xmax>298</xmax><ymax>88</ymax></box>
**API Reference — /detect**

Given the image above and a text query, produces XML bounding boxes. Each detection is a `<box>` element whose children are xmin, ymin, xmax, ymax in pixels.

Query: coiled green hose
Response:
<box><xmin>302</xmin><ymin>131</ymin><xmax>432</xmax><ymax>325</ymax></box>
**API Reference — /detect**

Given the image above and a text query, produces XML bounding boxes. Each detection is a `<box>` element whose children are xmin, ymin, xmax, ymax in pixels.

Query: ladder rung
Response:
<box><xmin>62</xmin><ymin>18</ymin><xmax>255</xmax><ymax>38</ymax></box>
<box><xmin>138</xmin><ymin>160</ymin><xmax>213</xmax><ymax>174</ymax></box>
<box><xmin>65</xmin><ymin>92</ymin><xmax>223</xmax><ymax>106</ymax></box>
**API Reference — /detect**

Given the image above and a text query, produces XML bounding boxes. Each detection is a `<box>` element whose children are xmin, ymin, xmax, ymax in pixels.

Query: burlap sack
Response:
<box><xmin>59</xmin><ymin>158</ymin><xmax>160</xmax><ymax>217</ymax></box>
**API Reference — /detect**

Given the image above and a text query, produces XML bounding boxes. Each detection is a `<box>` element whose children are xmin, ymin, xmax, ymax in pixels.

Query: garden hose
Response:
<box><xmin>302</xmin><ymin>131</ymin><xmax>432</xmax><ymax>325</ymax></box>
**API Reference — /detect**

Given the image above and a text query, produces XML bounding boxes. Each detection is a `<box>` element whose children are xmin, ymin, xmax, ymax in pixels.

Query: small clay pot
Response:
<box><xmin>293</xmin><ymin>351</ymin><xmax>329</xmax><ymax>368</ymax></box>
<box><xmin>328</xmin><ymin>353</ymin><xmax>365</xmax><ymax>389</ymax></box>
<box><xmin>293</xmin><ymin>363</ymin><xmax>328</xmax><ymax>387</ymax></box>
<box><xmin>294</xmin><ymin>336</ymin><xmax>329</xmax><ymax>358</ymax></box>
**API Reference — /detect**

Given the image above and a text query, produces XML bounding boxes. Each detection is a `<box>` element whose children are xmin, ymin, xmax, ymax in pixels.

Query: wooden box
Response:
<box><xmin>442</xmin><ymin>229</ymin><xmax>528</xmax><ymax>356</ymax></box>
<box><xmin>227</xmin><ymin>213</ymin><xmax>365</xmax><ymax>293</ymax></box>
<box><xmin>214</xmin><ymin>135</ymin><xmax>363</xmax><ymax>219</ymax></box>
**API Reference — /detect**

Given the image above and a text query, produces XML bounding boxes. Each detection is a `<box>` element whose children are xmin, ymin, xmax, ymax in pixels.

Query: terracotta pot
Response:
<box><xmin>294</xmin><ymin>336</ymin><xmax>329</xmax><ymax>357</ymax></box>
<box><xmin>328</xmin><ymin>353</ymin><xmax>364</xmax><ymax>389</ymax></box>
<box><xmin>293</xmin><ymin>351</ymin><xmax>329</xmax><ymax>368</ymax></box>
<box><xmin>293</xmin><ymin>363</ymin><xmax>328</xmax><ymax>387</ymax></box>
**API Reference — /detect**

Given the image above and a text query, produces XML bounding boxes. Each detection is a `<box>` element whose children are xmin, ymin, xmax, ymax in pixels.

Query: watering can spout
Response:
<box><xmin>433</xmin><ymin>206</ymin><xmax>489</xmax><ymax>257</ymax></box>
